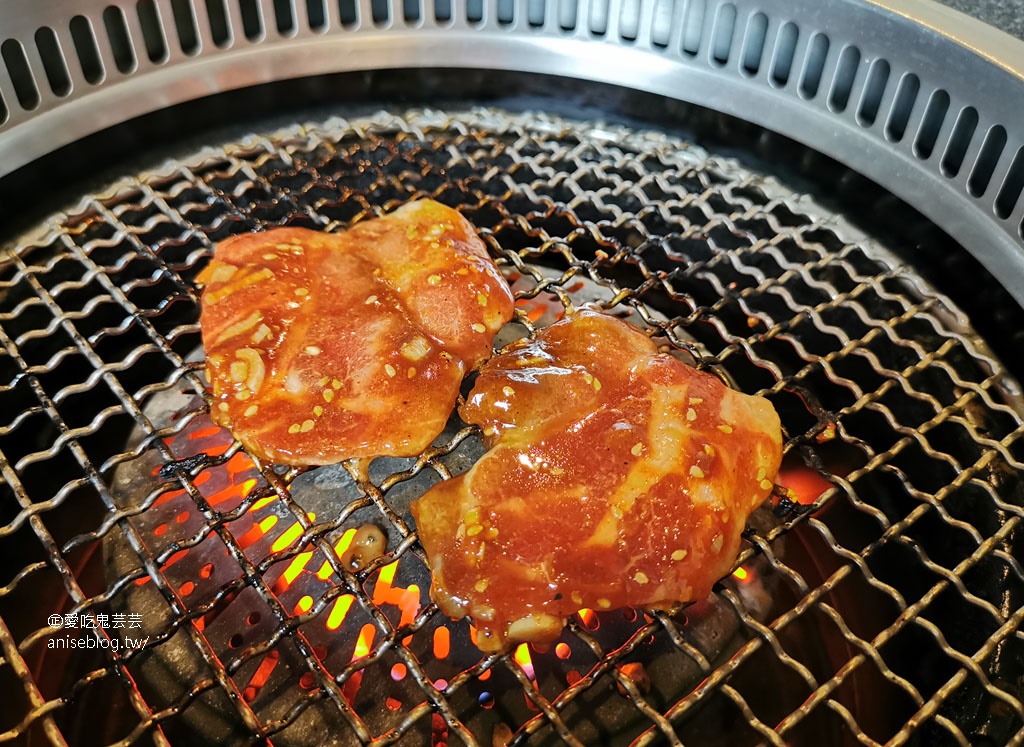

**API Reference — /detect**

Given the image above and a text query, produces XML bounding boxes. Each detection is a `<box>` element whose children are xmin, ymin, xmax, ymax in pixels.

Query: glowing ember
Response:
<box><xmin>277</xmin><ymin>550</ymin><xmax>315</xmax><ymax>590</ymax></box>
<box><xmin>237</xmin><ymin>515</ymin><xmax>278</xmax><ymax>550</ymax></box>
<box><xmin>293</xmin><ymin>595</ymin><xmax>313</xmax><ymax>615</ymax></box>
<box><xmin>270</xmin><ymin>519</ymin><xmax>306</xmax><ymax>554</ymax></box>
<box><xmin>371</xmin><ymin>561</ymin><xmax>422</xmax><ymax>629</ymax></box>
<box><xmin>326</xmin><ymin>595</ymin><xmax>355</xmax><ymax>631</ymax></box>
<box><xmin>577</xmin><ymin>608</ymin><xmax>599</xmax><ymax>630</ymax></box>
<box><xmin>189</xmin><ymin>426</ymin><xmax>222</xmax><ymax>440</ymax></box>
<box><xmin>433</xmin><ymin>626</ymin><xmax>451</xmax><ymax>660</ymax></box>
<box><xmin>242</xmin><ymin>650</ymin><xmax>280</xmax><ymax>702</ymax></box>
<box><xmin>776</xmin><ymin>465</ymin><xmax>833</xmax><ymax>506</ymax></box>
<box><xmin>513</xmin><ymin>643</ymin><xmax>535</xmax><ymax>681</ymax></box>
<box><xmin>732</xmin><ymin>567</ymin><xmax>751</xmax><ymax>582</ymax></box>
<box><xmin>555</xmin><ymin>642</ymin><xmax>571</xmax><ymax>660</ymax></box>
<box><xmin>353</xmin><ymin>623</ymin><xmax>375</xmax><ymax>660</ymax></box>
<box><xmin>316</xmin><ymin>528</ymin><xmax>356</xmax><ymax>579</ymax></box>
<box><xmin>390</xmin><ymin>663</ymin><xmax>407</xmax><ymax>681</ymax></box>
<box><xmin>341</xmin><ymin>623</ymin><xmax>377</xmax><ymax>704</ymax></box>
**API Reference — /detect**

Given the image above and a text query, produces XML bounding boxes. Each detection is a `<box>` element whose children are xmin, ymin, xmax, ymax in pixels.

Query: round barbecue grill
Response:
<box><xmin>2</xmin><ymin>1</ymin><xmax>1024</xmax><ymax>745</ymax></box>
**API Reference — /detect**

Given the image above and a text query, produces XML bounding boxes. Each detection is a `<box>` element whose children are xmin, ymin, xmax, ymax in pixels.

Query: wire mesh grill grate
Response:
<box><xmin>1</xmin><ymin>108</ymin><xmax>1023</xmax><ymax>746</ymax></box>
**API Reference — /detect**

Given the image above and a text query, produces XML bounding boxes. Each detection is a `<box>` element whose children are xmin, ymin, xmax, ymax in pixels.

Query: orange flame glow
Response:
<box><xmin>326</xmin><ymin>595</ymin><xmax>355</xmax><ymax>631</ymax></box>
<box><xmin>732</xmin><ymin>567</ymin><xmax>750</xmax><ymax>582</ymax></box>
<box><xmin>341</xmin><ymin>623</ymin><xmax>377</xmax><ymax>704</ymax></box>
<box><xmin>243</xmin><ymin>650</ymin><xmax>280</xmax><ymax>702</ymax></box>
<box><xmin>371</xmin><ymin>561</ymin><xmax>421</xmax><ymax>629</ymax></box>
<box><xmin>353</xmin><ymin>623</ymin><xmax>375</xmax><ymax>660</ymax></box>
<box><xmin>316</xmin><ymin>529</ymin><xmax>356</xmax><ymax>580</ymax></box>
<box><xmin>513</xmin><ymin>643</ymin><xmax>536</xmax><ymax>681</ymax></box>
<box><xmin>268</xmin><ymin>512</ymin><xmax>315</xmax><ymax>555</ymax></box>
<box><xmin>433</xmin><ymin>626</ymin><xmax>450</xmax><ymax>660</ymax></box>
<box><xmin>277</xmin><ymin>550</ymin><xmax>315</xmax><ymax>591</ymax></box>
<box><xmin>776</xmin><ymin>465</ymin><xmax>832</xmax><ymax>506</ymax></box>
<box><xmin>238</xmin><ymin>515</ymin><xmax>278</xmax><ymax>551</ymax></box>
<box><xmin>577</xmin><ymin>608</ymin><xmax>598</xmax><ymax>629</ymax></box>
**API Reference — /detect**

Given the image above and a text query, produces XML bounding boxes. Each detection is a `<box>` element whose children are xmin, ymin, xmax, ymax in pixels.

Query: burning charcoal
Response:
<box><xmin>342</xmin><ymin>524</ymin><xmax>387</xmax><ymax>571</ymax></box>
<box><xmin>615</xmin><ymin>662</ymin><xmax>651</xmax><ymax>697</ymax></box>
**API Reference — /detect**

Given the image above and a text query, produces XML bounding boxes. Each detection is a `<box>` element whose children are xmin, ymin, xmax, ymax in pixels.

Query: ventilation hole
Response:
<box><xmin>171</xmin><ymin>0</ymin><xmax>201</xmax><ymax>53</ymax></box>
<box><xmin>70</xmin><ymin>16</ymin><xmax>104</xmax><ymax>84</ymax></box>
<box><xmin>828</xmin><ymin>45</ymin><xmax>859</xmax><ymax>112</ymax></box>
<box><xmin>857</xmin><ymin>57</ymin><xmax>889</xmax><ymax>126</ymax></box>
<box><xmin>770</xmin><ymin>21</ymin><xmax>798</xmax><ymax>86</ymax></box>
<box><xmin>968</xmin><ymin>125</ymin><xmax>1008</xmax><ymax>198</ymax></box>
<box><xmin>306</xmin><ymin>0</ymin><xmax>327</xmax><ymax>29</ymax></box>
<box><xmin>799</xmin><ymin>32</ymin><xmax>829</xmax><ymax>99</ymax></box>
<box><xmin>995</xmin><ymin>147</ymin><xmax>1024</xmax><ymax>219</ymax></box>
<box><xmin>137</xmin><ymin>0</ymin><xmax>169</xmax><ymax>62</ymax></box>
<box><xmin>466</xmin><ymin>0</ymin><xmax>483</xmax><ymax>23</ymax></box>
<box><xmin>650</xmin><ymin>0</ymin><xmax>673</xmax><ymax>47</ymax></box>
<box><xmin>240</xmin><ymin>0</ymin><xmax>264</xmax><ymax>39</ymax></box>
<box><xmin>371</xmin><ymin>0</ymin><xmax>390</xmax><ymax>23</ymax></box>
<box><xmin>589</xmin><ymin>0</ymin><xmax>609</xmax><ymax>35</ymax></box>
<box><xmin>913</xmin><ymin>89</ymin><xmax>950</xmax><ymax>160</ymax></box>
<box><xmin>34</xmin><ymin>27</ymin><xmax>72</xmax><ymax>97</ymax></box>
<box><xmin>681</xmin><ymin>0</ymin><xmax>706</xmax><ymax>56</ymax></box>
<box><xmin>741</xmin><ymin>11</ymin><xmax>767</xmax><ymax>75</ymax></box>
<box><xmin>620</xmin><ymin>0</ymin><xmax>641</xmax><ymax>40</ymax></box>
<box><xmin>103</xmin><ymin>6</ymin><xmax>137</xmax><ymax>73</ymax></box>
<box><xmin>528</xmin><ymin>0</ymin><xmax>546</xmax><ymax>28</ymax></box>
<box><xmin>338</xmin><ymin>0</ymin><xmax>357</xmax><ymax>25</ymax></box>
<box><xmin>205</xmin><ymin>0</ymin><xmax>232</xmax><ymax>47</ymax></box>
<box><xmin>403</xmin><ymin>0</ymin><xmax>421</xmax><ymax>22</ymax></box>
<box><xmin>710</xmin><ymin>3</ymin><xmax>736</xmax><ymax>65</ymax></box>
<box><xmin>435</xmin><ymin>0</ymin><xmax>452</xmax><ymax>22</ymax></box>
<box><xmin>941</xmin><ymin>106</ymin><xmax>979</xmax><ymax>178</ymax></box>
<box><xmin>273</xmin><ymin>0</ymin><xmax>296</xmax><ymax>32</ymax></box>
<box><xmin>558</xmin><ymin>0</ymin><xmax>577</xmax><ymax>31</ymax></box>
<box><xmin>1</xmin><ymin>40</ymin><xmax>39</xmax><ymax>110</ymax></box>
<box><xmin>885</xmin><ymin>72</ymin><xmax>919</xmax><ymax>142</ymax></box>
<box><xmin>496</xmin><ymin>0</ymin><xmax>514</xmax><ymax>25</ymax></box>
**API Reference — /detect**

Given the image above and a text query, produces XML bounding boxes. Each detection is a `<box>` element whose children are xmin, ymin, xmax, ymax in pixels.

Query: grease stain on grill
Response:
<box><xmin>2</xmin><ymin>107</ymin><xmax>1023</xmax><ymax>747</ymax></box>
<box><xmin>158</xmin><ymin>451</ymin><xmax>215</xmax><ymax>477</ymax></box>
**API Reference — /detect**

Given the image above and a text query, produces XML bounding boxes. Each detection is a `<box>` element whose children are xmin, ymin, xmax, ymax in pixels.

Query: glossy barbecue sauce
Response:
<box><xmin>197</xmin><ymin>200</ymin><xmax>514</xmax><ymax>465</ymax></box>
<box><xmin>412</xmin><ymin>310</ymin><xmax>783</xmax><ymax>652</ymax></box>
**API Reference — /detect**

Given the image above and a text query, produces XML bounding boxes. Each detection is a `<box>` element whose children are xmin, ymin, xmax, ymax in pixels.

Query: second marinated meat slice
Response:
<box><xmin>411</xmin><ymin>309</ymin><xmax>783</xmax><ymax>652</ymax></box>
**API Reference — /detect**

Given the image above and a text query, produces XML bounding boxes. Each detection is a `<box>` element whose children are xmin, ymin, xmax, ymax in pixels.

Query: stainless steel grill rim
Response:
<box><xmin>1</xmin><ymin>0</ymin><xmax>1024</xmax><ymax>302</ymax></box>
<box><xmin>2</xmin><ymin>107</ymin><xmax>1024</xmax><ymax>746</ymax></box>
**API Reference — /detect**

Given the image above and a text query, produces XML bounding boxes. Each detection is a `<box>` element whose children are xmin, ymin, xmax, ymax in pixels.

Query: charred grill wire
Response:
<box><xmin>0</xmin><ymin>108</ymin><xmax>1023</xmax><ymax>746</ymax></box>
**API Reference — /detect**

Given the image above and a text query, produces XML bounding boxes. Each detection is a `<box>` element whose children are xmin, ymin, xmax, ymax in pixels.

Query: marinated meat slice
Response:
<box><xmin>411</xmin><ymin>309</ymin><xmax>783</xmax><ymax>652</ymax></box>
<box><xmin>197</xmin><ymin>199</ymin><xmax>514</xmax><ymax>465</ymax></box>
